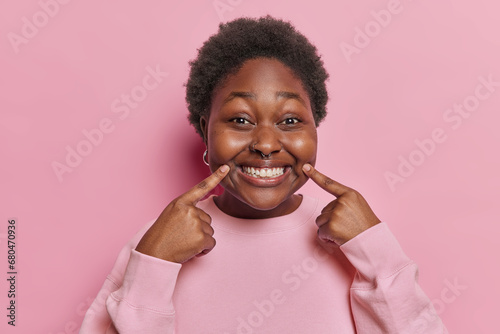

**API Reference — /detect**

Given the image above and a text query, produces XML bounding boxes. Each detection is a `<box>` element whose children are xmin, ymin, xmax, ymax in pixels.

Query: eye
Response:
<box><xmin>279</xmin><ymin>117</ymin><xmax>300</xmax><ymax>125</ymax></box>
<box><xmin>230</xmin><ymin>117</ymin><xmax>251</xmax><ymax>125</ymax></box>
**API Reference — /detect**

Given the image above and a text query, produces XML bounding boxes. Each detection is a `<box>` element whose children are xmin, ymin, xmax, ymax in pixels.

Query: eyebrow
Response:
<box><xmin>222</xmin><ymin>91</ymin><xmax>256</xmax><ymax>105</ymax></box>
<box><xmin>275</xmin><ymin>91</ymin><xmax>307</xmax><ymax>108</ymax></box>
<box><xmin>222</xmin><ymin>90</ymin><xmax>307</xmax><ymax>107</ymax></box>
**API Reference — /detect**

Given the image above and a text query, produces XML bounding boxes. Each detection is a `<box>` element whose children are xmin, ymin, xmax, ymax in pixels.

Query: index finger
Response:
<box><xmin>181</xmin><ymin>164</ymin><xmax>230</xmax><ymax>204</ymax></box>
<box><xmin>302</xmin><ymin>164</ymin><xmax>350</xmax><ymax>197</ymax></box>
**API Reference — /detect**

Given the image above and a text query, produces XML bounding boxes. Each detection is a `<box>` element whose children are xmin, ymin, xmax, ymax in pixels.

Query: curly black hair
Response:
<box><xmin>185</xmin><ymin>16</ymin><xmax>329</xmax><ymax>138</ymax></box>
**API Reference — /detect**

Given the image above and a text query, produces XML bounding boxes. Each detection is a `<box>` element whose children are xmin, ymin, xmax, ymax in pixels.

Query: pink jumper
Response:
<box><xmin>80</xmin><ymin>195</ymin><xmax>446</xmax><ymax>333</ymax></box>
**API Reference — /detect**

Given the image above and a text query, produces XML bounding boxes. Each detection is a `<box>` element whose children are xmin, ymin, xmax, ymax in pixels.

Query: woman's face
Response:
<box><xmin>201</xmin><ymin>58</ymin><xmax>318</xmax><ymax>218</ymax></box>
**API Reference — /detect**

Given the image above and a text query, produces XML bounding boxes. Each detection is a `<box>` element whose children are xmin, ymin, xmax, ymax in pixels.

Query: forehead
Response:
<box><xmin>213</xmin><ymin>58</ymin><xmax>310</xmax><ymax>102</ymax></box>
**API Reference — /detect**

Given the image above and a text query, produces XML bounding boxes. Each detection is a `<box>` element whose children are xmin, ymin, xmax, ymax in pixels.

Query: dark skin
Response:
<box><xmin>201</xmin><ymin>58</ymin><xmax>317</xmax><ymax>219</ymax></box>
<box><xmin>136</xmin><ymin>58</ymin><xmax>381</xmax><ymax>263</ymax></box>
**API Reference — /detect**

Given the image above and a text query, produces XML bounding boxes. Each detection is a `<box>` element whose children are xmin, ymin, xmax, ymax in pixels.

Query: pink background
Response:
<box><xmin>1</xmin><ymin>0</ymin><xmax>499</xmax><ymax>333</ymax></box>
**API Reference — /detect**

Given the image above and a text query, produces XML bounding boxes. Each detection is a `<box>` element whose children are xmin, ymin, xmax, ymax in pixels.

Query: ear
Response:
<box><xmin>200</xmin><ymin>116</ymin><xmax>208</xmax><ymax>145</ymax></box>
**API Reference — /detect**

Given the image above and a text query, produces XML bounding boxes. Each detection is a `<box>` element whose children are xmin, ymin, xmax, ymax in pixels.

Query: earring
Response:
<box><xmin>203</xmin><ymin>150</ymin><xmax>209</xmax><ymax>166</ymax></box>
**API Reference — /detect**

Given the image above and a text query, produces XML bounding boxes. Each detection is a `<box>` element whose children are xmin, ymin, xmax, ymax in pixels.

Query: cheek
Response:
<box><xmin>208</xmin><ymin>130</ymin><xmax>249</xmax><ymax>163</ymax></box>
<box><xmin>287</xmin><ymin>131</ymin><xmax>318</xmax><ymax>162</ymax></box>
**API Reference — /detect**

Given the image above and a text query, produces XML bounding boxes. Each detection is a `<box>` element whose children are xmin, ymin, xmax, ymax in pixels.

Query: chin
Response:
<box><xmin>238</xmin><ymin>190</ymin><xmax>293</xmax><ymax>211</ymax></box>
<box><xmin>247</xmin><ymin>200</ymin><xmax>284</xmax><ymax>212</ymax></box>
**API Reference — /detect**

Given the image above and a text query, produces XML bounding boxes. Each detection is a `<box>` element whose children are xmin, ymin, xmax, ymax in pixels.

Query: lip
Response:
<box><xmin>236</xmin><ymin>165</ymin><xmax>292</xmax><ymax>187</ymax></box>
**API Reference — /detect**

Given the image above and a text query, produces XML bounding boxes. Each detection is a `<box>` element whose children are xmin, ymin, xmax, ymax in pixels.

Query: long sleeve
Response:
<box><xmin>81</xmin><ymin>198</ymin><xmax>448</xmax><ymax>333</ymax></box>
<box><xmin>80</xmin><ymin>224</ymin><xmax>182</xmax><ymax>334</ymax></box>
<box><xmin>340</xmin><ymin>222</ymin><xmax>447</xmax><ymax>334</ymax></box>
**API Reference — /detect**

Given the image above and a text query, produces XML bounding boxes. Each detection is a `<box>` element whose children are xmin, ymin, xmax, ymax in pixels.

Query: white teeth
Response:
<box><xmin>242</xmin><ymin>166</ymin><xmax>285</xmax><ymax>178</ymax></box>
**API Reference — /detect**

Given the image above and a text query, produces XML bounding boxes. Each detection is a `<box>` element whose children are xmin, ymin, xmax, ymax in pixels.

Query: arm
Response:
<box><xmin>302</xmin><ymin>164</ymin><xmax>447</xmax><ymax>333</ymax></box>
<box><xmin>340</xmin><ymin>223</ymin><xmax>447</xmax><ymax>333</ymax></box>
<box><xmin>80</xmin><ymin>165</ymin><xmax>230</xmax><ymax>333</ymax></box>
<box><xmin>105</xmin><ymin>250</ymin><xmax>181</xmax><ymax>333</ymax></box>
<box><xmin>80</xmin><ymin>237</ymin><xmax>181</xmax><ymax>334</ymax></box>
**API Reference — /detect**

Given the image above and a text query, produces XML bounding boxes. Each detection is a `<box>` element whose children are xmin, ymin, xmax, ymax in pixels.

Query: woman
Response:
<box><xmin>81</xmin><ymin>16</ymin><xmax>446</xmax><ymax>333</ymax></box>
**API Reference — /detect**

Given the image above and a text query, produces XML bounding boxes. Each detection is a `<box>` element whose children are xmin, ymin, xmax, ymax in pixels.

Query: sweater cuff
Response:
<box><xmin>110</xmin><ymin>249</ymin><xmax>182</xmax><ymax>314</ymax></box>
<box><xmin>339</xmin><ymin>222</ymin><xmax>411</xmax><ymax>282</ymax></box>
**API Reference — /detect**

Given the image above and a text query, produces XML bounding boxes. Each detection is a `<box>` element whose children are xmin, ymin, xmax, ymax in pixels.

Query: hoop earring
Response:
<box><xmin>203</xmin><ymin>150</ymin><xmax>209</xmax><ymax>166</ymax></box>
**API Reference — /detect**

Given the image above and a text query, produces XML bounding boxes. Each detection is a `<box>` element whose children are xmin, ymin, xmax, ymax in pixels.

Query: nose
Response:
<box><xmin>251</xmin><ymin>125</ymin><xmax>282</xmax><ymax>157</ymax></box>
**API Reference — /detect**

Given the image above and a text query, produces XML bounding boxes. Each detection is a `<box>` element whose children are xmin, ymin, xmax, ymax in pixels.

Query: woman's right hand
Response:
<box><xmin>135</xmin><ymin>165</ymin><xmax>229</xmax><ymax>263</ymax></box>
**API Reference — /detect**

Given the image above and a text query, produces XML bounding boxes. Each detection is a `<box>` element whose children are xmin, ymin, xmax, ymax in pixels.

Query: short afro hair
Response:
<box><xmin>185</xmin><ymin>15</ymin><xmax>329</xmax><ymax>138</ymax></box>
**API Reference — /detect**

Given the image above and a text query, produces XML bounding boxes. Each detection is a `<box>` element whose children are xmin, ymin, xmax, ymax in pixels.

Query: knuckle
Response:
<box><xmin>188</xmin><ymin>211</ymin><xmax>200</xmax><ymax>222</ymax></box>
<box><xmin>172</xmin><ymin>195</ymin><xmax>191</xmax><ymax>206</ymax></box>
<box><xmin>197</xmin><ymin>180</ymin><xmax>209</xmax><ymax>190</ymax></box>
<box><xmin>328</xmin><ymin>222</ymin><xmax>341</xmax><ymax>236</ymax></box>
<box><xmin>199</xmin><ymin>234</ymin><xmax>216</xmax><ymax>252</ymax></box>
<box><xmin>337</xmin><ymin>196</ymin><xmax>348</xmax><ymax>204</ymax></box>
<box><xmin>310</xmin><ymin>169</ymin><xmax>322</xmax><ymax>181</ymax></box>
<box><xmin>169</xmin><ymin>198</ymin><xmax>181</xmax><ymax>207</ymax></box>
<box><xmin>315</xmin><ymin>215</ymin><xmax>323</xmax><ymax>227</ymax></box>
<box><xmin>346</xmin><ymin>186</ymin><xmax>358</xmax><ymax>195</ymax></box>
<box><xmin>192</xmin><ymin>229</ymin><xmax>207</xmax><ymax>244</ymax></box>
<box><xmin>330</xmin><ymin>210</ymin><xmax>342</xmax><ymax>221</ymax></box>
<box><xmin>323</xmin><ymin>177</ymin><xmax>334</xmax><ymax>187</ymax></box>
<box><xmin>343</xmin><ymin>189</ymin><xmax>357</xmax><ymax>199</ymax></box>
<box><xmin>319</xmin><ymin>225</ymin><xmax>333</xmax><ymax>241</ymax></box>
<box><xmin>167</xmin><ymin>199</ymin><xmax>184</xmax><ymax>213</ymax></box>
<box><xmin>191</xmin><ymin>215</ymin><xmax>204</xmax><ymax>228</ymax></box>
<box><xmin>213</xmin><ymin>169</ymin><xmax>223</xmax><ymax>179</ymax></box>
<box><xmin>209</xmin><ymin>236</ymin><xmax>216</xmax><ymax>248</ymax></box>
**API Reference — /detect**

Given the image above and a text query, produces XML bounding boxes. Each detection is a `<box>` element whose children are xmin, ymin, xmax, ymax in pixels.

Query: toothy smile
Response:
<box><xmin>242</xmin><ymin>166</ymin><xmax>285</xmax><ymax>178</ymax></box>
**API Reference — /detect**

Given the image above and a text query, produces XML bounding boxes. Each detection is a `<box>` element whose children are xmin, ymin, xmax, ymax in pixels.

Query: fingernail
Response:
<box><xmin>220</xmin><ymin>165</ymin><xmax>229</xmax><ymax>172</ymax></box>
<box><xmin>302</xmin><ymin>164</ymin><xmax>312</xmax><ymax>172</ymax></box>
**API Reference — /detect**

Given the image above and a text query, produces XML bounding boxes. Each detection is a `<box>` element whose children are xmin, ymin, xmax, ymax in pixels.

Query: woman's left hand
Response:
<box><xmin>302</xmin><ymin>164</ymin><xmax>381</xmax><ymax>246</ymax></box>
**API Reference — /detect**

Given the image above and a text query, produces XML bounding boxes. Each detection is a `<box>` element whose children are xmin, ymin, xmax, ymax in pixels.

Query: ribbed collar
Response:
<box><xmin>198</xmin><ymin>194</ymin><xmax>319</xmax><ymax>235</ymax></box>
